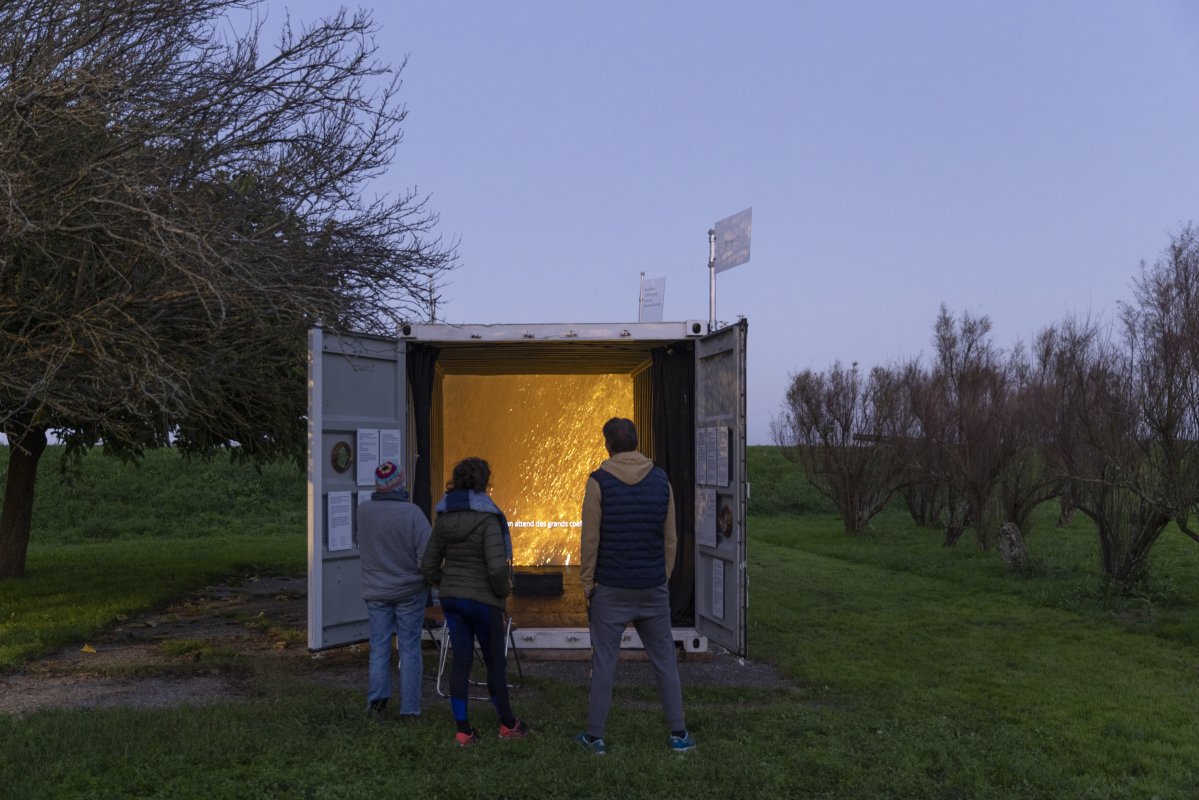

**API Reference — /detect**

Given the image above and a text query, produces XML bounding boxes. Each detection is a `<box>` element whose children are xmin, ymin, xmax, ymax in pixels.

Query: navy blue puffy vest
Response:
<box><xmin>592</xmin><ymin>466</ymin><xmax>671</xmax><ymax>589</ymax></box>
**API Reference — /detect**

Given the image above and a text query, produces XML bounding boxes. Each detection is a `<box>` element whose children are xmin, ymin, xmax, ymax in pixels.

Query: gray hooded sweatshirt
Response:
<box><xmin>358</xmin><ymin>492</ymin><xmax>432</xmax><ymax>602</ymax></box>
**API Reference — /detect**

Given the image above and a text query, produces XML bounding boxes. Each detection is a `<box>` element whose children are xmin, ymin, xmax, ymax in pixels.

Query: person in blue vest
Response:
<box><xmin>575</xmin><ymin>417</ymin><xmax>696</xmax><ymax>755</ymax></box>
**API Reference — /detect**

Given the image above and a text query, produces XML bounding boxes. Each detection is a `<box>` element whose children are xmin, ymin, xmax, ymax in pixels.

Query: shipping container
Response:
<box><xmin>307</xmin><ymin>320</ymin><xmax>747</xmax><ymax>656</ymax></box>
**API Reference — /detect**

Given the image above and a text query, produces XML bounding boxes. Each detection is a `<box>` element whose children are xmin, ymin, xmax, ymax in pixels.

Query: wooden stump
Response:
<box><xmin>998</xmin><ymin>522</ymin><xmax>1030</xmax><ymax>572</ymax></box>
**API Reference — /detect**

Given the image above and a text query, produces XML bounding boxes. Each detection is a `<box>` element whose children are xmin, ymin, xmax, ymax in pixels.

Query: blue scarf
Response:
<box><xmin>436</xmin><ymin>489</ymin><xmax>514</xmax><ymax>567</ymax></box>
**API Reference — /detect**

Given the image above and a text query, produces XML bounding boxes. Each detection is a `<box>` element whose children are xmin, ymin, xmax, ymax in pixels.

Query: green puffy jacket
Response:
<box><xmin>421</xmin><ymin>509</ymin><xmax>511</xmax><ymax>610</ymax></box>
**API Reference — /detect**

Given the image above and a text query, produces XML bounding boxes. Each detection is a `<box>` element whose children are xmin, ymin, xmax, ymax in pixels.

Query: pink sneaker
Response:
<box><xmin>499</xmin><ymin>719</ymin><xmax>530</xmax><ymax>739</ymax></box>
<box><xmin>455</xmin><ymin>730</ymin><xmax>480</xmax><ymax>747</ymax></box>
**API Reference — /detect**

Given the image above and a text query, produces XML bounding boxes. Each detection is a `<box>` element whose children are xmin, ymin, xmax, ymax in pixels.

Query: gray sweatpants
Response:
<box><xmin>586</xmin><ymin>583</ymin><xmax>685</xmax><ymax>738</ymax></box>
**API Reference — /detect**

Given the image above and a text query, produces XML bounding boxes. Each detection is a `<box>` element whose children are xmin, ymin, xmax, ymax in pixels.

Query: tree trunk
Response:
<box><xmin>969</xmin><ymin>488</ymin><xmax>997</xmax><ymax>550</ymax></box>
<box><xmin>904</xmin><ymin>480</ymin><xmax>946</xmax><ymax>528</ymax></box>
<box><xmin>1056</xmin><ymin>491</ymin><xmax>1076</xmax><ymax>528</ymax></box>
<box><xmin>942</xmin><ymin>496</ymin><xmax>971</xmax><ymax>547</ymax></box>
<box><xmin>0</xmin><ymin>425</ymin><xmax>48</xmax><ymax>578</ymax></box>
<box><xmin>942</xmin><ymin>522</ymin><xmax>966</xmax><ymax>547</ymax></box>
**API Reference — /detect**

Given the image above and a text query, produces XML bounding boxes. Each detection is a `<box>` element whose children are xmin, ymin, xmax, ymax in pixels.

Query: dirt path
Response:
<box><xmin>0</xmin><ymin>575</ymin><xmax>790</xmax><ymax>717</ymax></box>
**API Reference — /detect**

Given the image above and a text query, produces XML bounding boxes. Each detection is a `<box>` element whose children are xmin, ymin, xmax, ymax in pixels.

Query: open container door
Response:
<box><xmin>308</xmin><ymin>328</ymin><xmax>407</xmax><ymax>650</ymax></box>
<box><xmin>693</xmin><ymin>319</ymin><xmax>748</xmax><ymax>656</ymax></box>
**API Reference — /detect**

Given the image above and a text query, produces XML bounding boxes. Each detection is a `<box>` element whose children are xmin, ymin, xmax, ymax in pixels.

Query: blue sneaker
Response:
<box><xmin>668</xmin><ymin>731</ymin><xmax>696</xmax><ymax>753</ymax></box>
<box><xmin>574</xmin><ymin>731</ymin><xmax>607</xmax><ymax>755</ymax></box>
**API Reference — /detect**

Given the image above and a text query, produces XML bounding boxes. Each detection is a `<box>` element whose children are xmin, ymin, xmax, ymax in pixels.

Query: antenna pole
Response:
<box><xmin>707</xmin><ymin>228</ymin><xmax>717</xmax><ymax>332</ymax></box>
<box><xmin>638</xmin><ymin>271</ymin><xmax>646</xmax><ymax>322</ymax></box>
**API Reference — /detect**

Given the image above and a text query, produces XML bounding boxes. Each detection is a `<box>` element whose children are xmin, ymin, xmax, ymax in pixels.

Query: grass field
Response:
<box><xmin>3</xmin><ymin>446</ymin><xmax>1199</xmax><ymax>798</ymax></box>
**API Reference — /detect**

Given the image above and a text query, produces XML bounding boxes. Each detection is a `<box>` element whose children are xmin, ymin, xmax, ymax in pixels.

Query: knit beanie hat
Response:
<box><xmin>374</xmin><ymin>461</ymin><xmax>406</xmax><ymax>492</ymax></box>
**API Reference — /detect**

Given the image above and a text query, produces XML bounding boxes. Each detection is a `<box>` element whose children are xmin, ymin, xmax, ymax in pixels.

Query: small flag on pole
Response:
<box><xmin>713</xmin><ymin>208</ymin><xmax>752</xmax><ymax>273</ymax></box>
<box><xmin>639</xmin><ymin>276</ymin><xmax>665</xmax><ymax>322</ymax></box>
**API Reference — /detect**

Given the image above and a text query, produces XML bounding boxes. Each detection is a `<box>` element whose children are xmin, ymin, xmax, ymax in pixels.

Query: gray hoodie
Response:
<box><xmin>358</xmin><ymin>492</ymin><xmax>432</xmax><ymax>602</ymax></box>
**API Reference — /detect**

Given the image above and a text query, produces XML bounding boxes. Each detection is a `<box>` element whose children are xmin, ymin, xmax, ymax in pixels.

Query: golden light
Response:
<box><xmin>440</xmin><ymin>373</ymin><xmax>633</xmax><ymax>566</ymax></box>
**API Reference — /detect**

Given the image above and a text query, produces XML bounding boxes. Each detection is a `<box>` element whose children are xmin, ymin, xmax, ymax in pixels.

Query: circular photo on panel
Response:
<box><xmin>718</xmin><ymin>504</ymin><xmax>734</xmax><ymax>538</ymax></box>
<box><xmin>330</xmin><ymin>441</ymin><xmax>352</xmax><ymax>473</ymax></box>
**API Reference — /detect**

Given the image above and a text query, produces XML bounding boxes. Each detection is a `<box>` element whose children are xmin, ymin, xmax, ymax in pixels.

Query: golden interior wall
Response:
<box><xmin>440</xmin><ymin>373</ymin><xmax>633</xmax><ymax>566</ymax></box>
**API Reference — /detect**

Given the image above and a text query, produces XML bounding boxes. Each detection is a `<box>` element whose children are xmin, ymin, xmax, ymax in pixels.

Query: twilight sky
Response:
<box><xmin>271</xmin><ymin>0</ymin><xmax>1199</xmax><ymax>443</ymax></box>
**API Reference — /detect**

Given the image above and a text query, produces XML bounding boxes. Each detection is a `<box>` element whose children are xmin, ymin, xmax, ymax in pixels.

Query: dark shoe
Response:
<box><xmin>574</xmin><ymin>731</ymin><xmax>607</xmax><ymax>755</ymax></box>
<box><xmin>499</xmin><ymin>719</ymin><xmax>530</xmax><ymax>739</ymax></box>
<box><xmin>455</xmin><ymin>729</ymin><xmax>480</xmax><ymax>747</ymax></box>
<box><xmin>366</xmin><ymin>698</ymin><xmax>388</xmax><ymax>718</ymax></box>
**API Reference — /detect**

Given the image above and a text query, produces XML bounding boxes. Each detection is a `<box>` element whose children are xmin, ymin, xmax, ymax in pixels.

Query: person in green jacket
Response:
<box><xmin>421</xmin><ymin>456</ymin><xmax>528</xmax><ymax>746</ymax></box>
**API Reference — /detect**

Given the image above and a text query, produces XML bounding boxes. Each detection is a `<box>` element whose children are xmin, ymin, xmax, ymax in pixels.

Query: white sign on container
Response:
<box><xmin>327</xmin><ymin>492</ymin><xmax>354</xmax><ymax>551</ymax></box>
<box><xmin>357</xmin><ymin>428</ymin><xmax>402</xmax><ymax>487</ymax></box>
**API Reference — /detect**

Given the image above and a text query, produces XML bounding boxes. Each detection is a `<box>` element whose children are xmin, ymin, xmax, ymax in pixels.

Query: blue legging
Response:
<box><xmin>439</xmin><ymin>597</ymin><xmax>514</xmax><ymax>727</ymax></box>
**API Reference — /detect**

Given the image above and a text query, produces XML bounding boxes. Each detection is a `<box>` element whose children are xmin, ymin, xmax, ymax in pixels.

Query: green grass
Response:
<box><xmin>0</xmin><ymin>537</ymin><xmax>304</xmax><ymax>670</ymax></box>
<box><xmin>746</xmin><ymin>444</ymin><xmax>833</xmax><ymax>516</ymax></box>
<box><xmin>753</xmin><ymin>500</ymin><xmax>1199</xmax><ymax>648</ymax></box>
<box><xmin>749</xmin><ymin>517</ymin><xmax>1199</xmax><ymax>798</ymax></box>
<box><xmin>0</xmin><ymin>446</ymin><xmax>306</xmax><ymax>667</ymax></box>
<box><xmin>0</xmin><ymin>445</ymin><xmax>305</xmax><ymax>545</ymax></box>
<box><xmin>4</xmin><ymin>446</ymin><xmax>1199</xmax><ymax>797</ymax></box>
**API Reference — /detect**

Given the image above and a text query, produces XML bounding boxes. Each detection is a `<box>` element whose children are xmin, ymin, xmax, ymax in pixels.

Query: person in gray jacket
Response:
<box><xmin>422</xmin><ymin>456</ymin><xmax>528</xmax><ymax>746</ymax></box>
<box><xmin>358</xmin><ymin>461</ymin><xmax>432</xmax><ymax>718</ymax></box>
<box><xmin>575</xmin><ymin>417</ymin><xmax>695</xmax><ymax>754</ymax></box>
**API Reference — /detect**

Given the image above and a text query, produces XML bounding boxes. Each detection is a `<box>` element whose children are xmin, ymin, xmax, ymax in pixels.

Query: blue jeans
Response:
<box><xmin>366</xmin><ymin>590</ymin><xmax>427</xmax><ymax>715</ymax></box>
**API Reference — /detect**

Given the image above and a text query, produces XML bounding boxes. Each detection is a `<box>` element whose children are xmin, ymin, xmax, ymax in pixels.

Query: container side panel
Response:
<box><xmin>307</xmin><ymin>328</ymin><xmax>323</xmax><ymax>650</ymax></box>
<box><xmin>693</xmin><ymin>320</ymin><xmax>748</xmax><ymax>656</ymax></box>
<box><xmin>308</xmin><ymin>331</ymin><xmax>406</xmax><ymax>650</ymax></box>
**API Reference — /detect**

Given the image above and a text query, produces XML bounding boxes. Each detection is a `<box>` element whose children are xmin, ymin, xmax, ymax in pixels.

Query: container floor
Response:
<box><xmin>507</xmin><ymin>566</ymin><xmax>587</xmax><ymax>628</ymax></box>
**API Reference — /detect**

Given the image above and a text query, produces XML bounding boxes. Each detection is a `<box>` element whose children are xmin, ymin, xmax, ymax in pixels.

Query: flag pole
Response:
<box><xmin>707</xmin><ymin>228</ymin><xmax>717</xmax><ymax>332</ymax></box>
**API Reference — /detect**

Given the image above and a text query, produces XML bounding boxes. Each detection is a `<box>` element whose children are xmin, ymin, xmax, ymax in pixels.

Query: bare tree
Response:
<box><xmin>918</xmin><ymin>306</ymin><xmax>1020</xmax><ymax>549</ymax></box>
<box><xmin>901</xmin><ymin>357</ymin><xmax>954</xmax><ymax>532</ymax></box>
<box><xmin>1045</xmin><ymin>321</ymin><xmax>1169</xmax><ymax>589</ymax></box>
<box><xmin>772</xmin><ymin>361</ymin><xmax>908</xmax><ymax>535</ymax></box>
<box><xmin>0</xmin><ymin>1</ymin><xmax>455</xmax><ymax>577</ymax></box>
<box><xmin>1045</xmin><ymin>228</ymin><xmax>1199</xmax><ymax>590</ymax></box>
<box><xmin>898</xmin><ymin>314</ymin><xmax>1064</xmax><ymax>552</ymax></box>
<box><xmin>993</xmin><ymin>336</ymin><xmax>1063</xmax><ymax>539</ymax></box>
<box><xmin>1129</xmin><ymin>225</ymin><xmax>1199</xmax><ymax>540</ymax></box>
<box><xmin>901</xmin><ymin>359</ymin><xmax>972</xmax><ymax>544</ymax></box>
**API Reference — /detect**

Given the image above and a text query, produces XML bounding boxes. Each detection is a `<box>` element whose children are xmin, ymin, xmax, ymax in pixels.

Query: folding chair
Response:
<box><xmin>434</xmin><ymin>613</ymin><xmax>523</xmax><ymax>699</ymax></box>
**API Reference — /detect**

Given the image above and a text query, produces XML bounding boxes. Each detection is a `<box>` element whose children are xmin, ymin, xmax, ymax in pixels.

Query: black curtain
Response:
<box><xmin>406</xmin><ymin>344</ymin><xmax>440</xmax><ymax>520</ymax></box>
<box><xmin>652</xmin><ymin>341</ymin><xmax>696</xmax><ymax>625</ymax></box>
